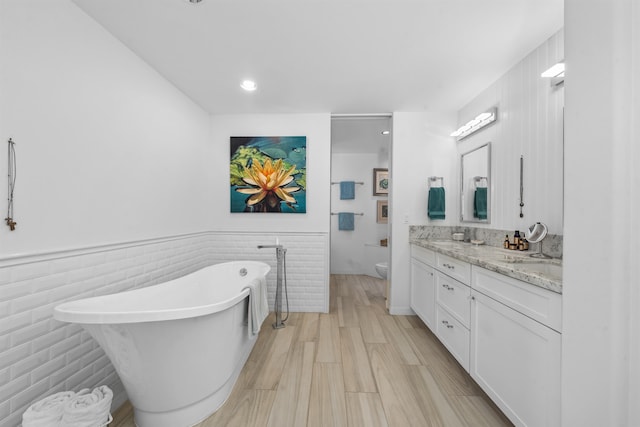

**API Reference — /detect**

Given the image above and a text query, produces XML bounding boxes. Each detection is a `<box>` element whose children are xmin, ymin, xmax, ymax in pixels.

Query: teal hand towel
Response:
<box><xmin>340</xmin><ymin>181</ymin><xmax>355</xmax><ymax>200</ymax></box>
<box><xmin>474</xmin><ymin>187</ymin><xmax>487</xmax><ymax>219</ymax></box>
<box><xmin>428</xmin><ymin>187</ymin><xmax>446</xmax><ymax>220</ymax></box>
<box><xmin>338</xmin><ymin>212</ymin><xmax>355</xmax><ymax>230</ymax></box>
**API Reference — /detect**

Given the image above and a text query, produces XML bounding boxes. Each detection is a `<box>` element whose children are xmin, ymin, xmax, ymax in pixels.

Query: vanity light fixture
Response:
<box><xmin>240</xmin><ymin>80</ymin><xmax>257</xmax><ymax>92</ymax></box>
<box><xmin>450</xmin><ymin>107</ymin><xmax>497</xmax><ymax>141</ymax></box>
<box><xmin>541</xmin><ymin>61</ymin><xmax>565</xmax><ymax>86</ymax></box>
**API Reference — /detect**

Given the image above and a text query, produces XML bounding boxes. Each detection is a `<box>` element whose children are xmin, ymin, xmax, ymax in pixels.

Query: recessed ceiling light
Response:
<box><xmin>240</xmin><ymin>80</ymin><xmax>257</xmax><ymax>92</ymax></box>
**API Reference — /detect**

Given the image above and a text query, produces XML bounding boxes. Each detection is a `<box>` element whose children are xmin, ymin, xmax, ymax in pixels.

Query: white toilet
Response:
<box><xmin>375</xmin><ymin>262</ymin><xmax>388</xmax><ymax>279</ymax></box>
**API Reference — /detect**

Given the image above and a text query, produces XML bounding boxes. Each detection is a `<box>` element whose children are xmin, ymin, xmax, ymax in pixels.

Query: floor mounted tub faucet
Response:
<box><xmin>257</xmin><ymin>244</ymin><xmax>287</xmax><ymax>329</ymax></box>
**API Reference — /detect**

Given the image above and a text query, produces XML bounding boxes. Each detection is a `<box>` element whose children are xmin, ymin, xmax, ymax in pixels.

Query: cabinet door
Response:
<box><xmin>410</xmin><ymin>258</ymin><xmax>435</xmax><ymax>330</ymax></box>
<box><xmin>470</xmin><ymin>290</ymin><xmax>561</xmax><ymax>427</ymax></box>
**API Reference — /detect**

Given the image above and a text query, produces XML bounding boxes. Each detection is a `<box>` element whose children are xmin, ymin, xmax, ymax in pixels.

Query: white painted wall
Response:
<box><xmin>629</xmin><ymin>4</ymin><xmax>640</xmax><ymax>423</ymax></box>
<box><xmin>389</xmin><ymin>112</ymin><xmax>457</xmax><ymax>314</ymax></box>
<box><xmin>0</xmin><ymin>0</ymin><xmax>213</xmax><ymax>257</ymax></box>
<box><xmin>330</xmin><ymin>153</ymin><xmax>388</xmax><ymax>274</ymax></box>
<box><xmin>209</xmin><ymin>114</ymin><xmax>331</xmax><ymax>234</ymax></box>
<box><xmin>563</xmin><ymin>0</ymin><xmax>639</xmax><ymax>425</ymax></box>
<box><xmin>457</xmin><ymin>30</ymin><xmax>565</xmax><ymax>235</ymax></box>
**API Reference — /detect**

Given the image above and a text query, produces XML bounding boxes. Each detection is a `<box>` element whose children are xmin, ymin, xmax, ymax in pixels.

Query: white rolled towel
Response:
<box><xmin>60</xmin><ymin>386</ymin><xmax>113</xmax><ymax>427</ymax></box>
<box><xmin>22</xmin><ymin>391</ymin><xmax>76</xmax><ymax>427</ymax></box>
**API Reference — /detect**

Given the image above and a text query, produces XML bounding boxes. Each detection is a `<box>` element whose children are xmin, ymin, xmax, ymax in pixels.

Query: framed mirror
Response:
<box><xmin>460</xmin><ymin>143</ymin><xmax>490</xmax><ymax>223</ymax></box>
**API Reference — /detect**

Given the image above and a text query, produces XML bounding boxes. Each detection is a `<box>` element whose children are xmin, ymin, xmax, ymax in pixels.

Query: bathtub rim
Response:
<box><xmin>53</xmin><ymin>261</ymin><xmax>270</xmax><ymax>325</ymax></box>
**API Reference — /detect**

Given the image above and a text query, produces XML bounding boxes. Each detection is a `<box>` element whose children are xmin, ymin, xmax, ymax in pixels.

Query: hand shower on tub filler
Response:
<box><xmin>257</xmin><ymin>239</ymin><xmax>289</xmax><ymax>329</ymax></box>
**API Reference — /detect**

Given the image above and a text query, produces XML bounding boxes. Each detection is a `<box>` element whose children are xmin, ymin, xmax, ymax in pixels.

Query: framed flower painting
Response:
<box><xmin>230</xmin><ymin>136</ymin><xmax>307</xmax><ymax>213</ymax></box>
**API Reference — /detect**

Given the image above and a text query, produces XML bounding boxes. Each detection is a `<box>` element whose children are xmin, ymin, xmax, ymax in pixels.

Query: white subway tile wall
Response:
<box><xmin>0</xmin><ymin>232</ymin><xmax>328</xmax><ymax>427</ymax></box>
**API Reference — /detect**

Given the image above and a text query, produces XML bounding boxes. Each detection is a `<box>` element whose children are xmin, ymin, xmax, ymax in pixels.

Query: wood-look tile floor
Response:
<box><xmin>111</xmin><ymin>274</ymin><xmax>513</xmax><ymax>427</ymax></box>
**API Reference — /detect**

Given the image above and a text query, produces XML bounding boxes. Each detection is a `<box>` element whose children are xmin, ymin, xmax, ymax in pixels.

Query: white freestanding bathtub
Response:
<box><xmin>54</xmin><ymin>261</ymin><xmax>271</xmax><ymax>427</ymax></box>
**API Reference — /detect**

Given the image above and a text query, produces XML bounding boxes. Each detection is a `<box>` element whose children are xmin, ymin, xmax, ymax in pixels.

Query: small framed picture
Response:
<box><xmin>373</xmin><ymin>168</ymin><xmax>389</xmax><ymax>196</ymax></box>
<box><xmin>377</xmin><ymin>200</ymin><xmax>388</xmax><ymax>223</ymax></box>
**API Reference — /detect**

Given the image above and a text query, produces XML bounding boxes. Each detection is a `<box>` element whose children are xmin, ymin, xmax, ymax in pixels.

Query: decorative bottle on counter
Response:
<box><xmin>503</xmin><ymin>235</ymin><xmax>510</xmax><ymax>249</ymax></box>
<box><xmin>514</xmin><ymin>230</ymin><xmax>521</xmax><ymax>246</ymax></box>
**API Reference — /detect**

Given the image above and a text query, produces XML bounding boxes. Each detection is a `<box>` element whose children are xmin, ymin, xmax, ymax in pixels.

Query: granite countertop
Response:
<box><xmin>410</xmin><ymin>239</ymin><xmax>563</xmax><ymax>294</ymax></box>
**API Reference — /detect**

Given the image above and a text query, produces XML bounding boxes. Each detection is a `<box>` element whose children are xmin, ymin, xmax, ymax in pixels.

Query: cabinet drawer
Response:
<box><xmin>436</xmin><ymin>271</ymin><xmax>471</xmax><ymax>328</ymax></box>
<box><xmin>472</xmin><ymin>266</ymin><xmax>562</xmax><ymax>332</ymax></box>
<box><xmin>411</xmin><ymin>244</ymin><xmax>436</xmax><ymax>266</ymax></box>
<box><xmin>436</xmin><ymin>253</ymin><xmax>471</xmax><ymax>285</ymax></box>
<box><xmin>436</xmin><ymin>305</ymin><xmax>470</xmax><ymax>371</ymax></box>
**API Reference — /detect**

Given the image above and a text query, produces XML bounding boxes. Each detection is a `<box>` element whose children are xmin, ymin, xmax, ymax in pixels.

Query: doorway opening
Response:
<box><xmin>330</xmin><ymin>114</ymin><xmax>392</xmax><ymax>306</ymax></box>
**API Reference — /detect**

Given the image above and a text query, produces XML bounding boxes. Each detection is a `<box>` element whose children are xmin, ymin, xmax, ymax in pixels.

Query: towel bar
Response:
<box><xmin>331</xmin><ymin>212</ymin><xmax>364</xmax><ymax>216</ymax></box>
<box><xmin>331</xmin><ymin>181</ymin><xmax>364</xmax><ymax>185</ymax></box>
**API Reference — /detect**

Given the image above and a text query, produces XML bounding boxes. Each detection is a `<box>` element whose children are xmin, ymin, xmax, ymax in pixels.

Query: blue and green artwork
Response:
<box><xmin>230</xmin><ymin>136</ymin><xmax>307</xmax><ymax>213</ymax></box>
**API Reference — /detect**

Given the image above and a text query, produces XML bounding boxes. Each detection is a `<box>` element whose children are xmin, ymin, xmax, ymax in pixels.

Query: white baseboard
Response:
<box><xmin>388</xmin><ymin>306</ymin><xmax>415</xmax><ymax>316</ymax></box>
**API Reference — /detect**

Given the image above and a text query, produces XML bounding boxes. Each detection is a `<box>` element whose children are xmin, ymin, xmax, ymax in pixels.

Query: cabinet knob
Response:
<box><xmin>441</xmin><ymin>320</ymin><xmax>449</xmax><ymax>325</ymax></box>
<box><xmin>446</xmin><ymin>324</ymin><xmax>454</xmax><ymax>329</ymax></box>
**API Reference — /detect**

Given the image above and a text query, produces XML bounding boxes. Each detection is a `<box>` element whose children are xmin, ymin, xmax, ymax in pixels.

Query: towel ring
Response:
<box><xmin>428</xmin><ymin>176</ymin><xmax>444</xmax><ymax>188</ymax></box>
<box><xmin>473</xmin><ymin>176</ymin><xmax>488</xmax><ymax>188</ymax></box>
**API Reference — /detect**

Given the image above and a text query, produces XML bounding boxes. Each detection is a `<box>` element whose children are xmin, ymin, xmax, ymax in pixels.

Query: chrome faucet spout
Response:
<box><xmin>257</xmin><ymin>244</ymin><xmax>283</xmax><ymax>250</ymax></box>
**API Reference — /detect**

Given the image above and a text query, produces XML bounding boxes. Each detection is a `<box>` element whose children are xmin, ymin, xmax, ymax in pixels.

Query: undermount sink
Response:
<box><xmin>498</xmin><ymin>253</ymin><xmax>555</xmax><ymax>264</ymax></box>
<box><xmin>495</xmin><ymin>253</ymin><xmax>562</xmax><ymax>278</ymax></box>
<box><xmin>510</xmin><ymin>261</ymin><xmax>563</xmax><ymax>279</ymax></box>
<box><xmin>426</xmin><ymin>240</ymin><xmax>458</xmax><ymax>249</ymax></box>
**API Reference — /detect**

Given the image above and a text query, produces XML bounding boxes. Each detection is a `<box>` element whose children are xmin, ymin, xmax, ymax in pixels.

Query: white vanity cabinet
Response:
<box><xmin>410</xmin><ymin>243</ymin><xmax>562</xmax><ymax>426</ymax></box>
<box><xmin>470</xmin><ymin>267</ymin><xmax>562</xmax><ymax>427</ymax></box>
<box><xmin>435</xmin><ymin>253</ymin><xmax>471</xmax><ymax>370</ymax></box>
<box><xmin>410</xmin><ymin>246</ymin><xmax>436</xmax><ymax>329</ymax></box>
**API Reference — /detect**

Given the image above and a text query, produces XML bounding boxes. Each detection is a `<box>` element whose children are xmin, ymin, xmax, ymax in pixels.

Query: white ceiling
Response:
<box><xmin>72</xmin><ymin>0</ymin><xmax>563</xmax><ymax>116</ymax></box>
